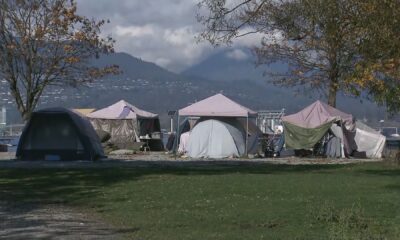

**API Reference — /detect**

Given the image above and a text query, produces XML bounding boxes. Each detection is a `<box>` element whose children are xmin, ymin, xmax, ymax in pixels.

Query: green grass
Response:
<box><xmin>0</xmin><ymin>162</ymin><xmax>399</xmax><ymax>239</ymax></box>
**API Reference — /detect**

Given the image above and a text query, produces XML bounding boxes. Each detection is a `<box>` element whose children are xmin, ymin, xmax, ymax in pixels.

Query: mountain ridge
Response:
<box><xmin>1</xmin><ymin>51</ymin><xmax>387</xmax><ymax>126</ymax></box>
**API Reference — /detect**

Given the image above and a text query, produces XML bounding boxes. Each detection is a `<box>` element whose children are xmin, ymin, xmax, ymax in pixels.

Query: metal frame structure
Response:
<box><xmin>256</xmin><ymin>109</ymin><xmax>285</xmax><ymax>134</ymax></box>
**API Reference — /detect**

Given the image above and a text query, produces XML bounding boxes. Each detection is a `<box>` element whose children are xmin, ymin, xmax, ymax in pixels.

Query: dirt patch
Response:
<box><xmin>0</xmin><ymin>151</ymin><xmax>382</xmax><ymax>169</ymax></box>
<box><xmin>0</xmin><ymin>202</ymin><xmax>125</xmax><ymax>240</ymax></box>
<box><xmin>109</xmin><ymin>152</ymin><xmax>382</xmax><ymax>165</ymax></box>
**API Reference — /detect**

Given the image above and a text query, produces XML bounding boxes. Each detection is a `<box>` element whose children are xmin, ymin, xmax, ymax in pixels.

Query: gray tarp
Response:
<box><xmin>325</xmin><ymin>137</ymin><xmax>342</xmax><ymax>158</ymax></box>
<box><xmin>90</xmin><ymin>119</ymin><xmax>138</xmax><ymax>144</ymax></box>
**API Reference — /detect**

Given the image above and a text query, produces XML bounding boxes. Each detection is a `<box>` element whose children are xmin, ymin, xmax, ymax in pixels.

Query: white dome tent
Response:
<box><xmin>187</xmin><ymin>119</ymin><xmax>246</xmax><ymax>158</ymax></box>
<box><xmin>176</xmin><ymin>94</ymin><xmax>261</xmax><ymax>158</ymax></box>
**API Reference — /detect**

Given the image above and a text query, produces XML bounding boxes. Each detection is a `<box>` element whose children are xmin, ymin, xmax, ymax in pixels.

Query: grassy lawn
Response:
<box><xmin>0</xmin><ymin>162</ymin><xmax>399</xmax><ymax>239</ymax></box>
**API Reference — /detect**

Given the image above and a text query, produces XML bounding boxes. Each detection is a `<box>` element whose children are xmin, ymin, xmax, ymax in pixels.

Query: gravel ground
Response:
<box><xmin>0</xmin><ymin>151</ymin><xmax>382</xmax><ymax>169</ymax></box>
<box><xmin>0</xmin><ymin>202</ymin><xmax>124</xmax><ymax>240</ymax></box>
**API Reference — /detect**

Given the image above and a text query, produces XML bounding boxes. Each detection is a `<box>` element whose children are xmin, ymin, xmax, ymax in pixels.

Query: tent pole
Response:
<box><xmin>174</xmin><ymin>113</ymin><xmax>180</xmax><ymax>158</ymax></box>
<box><xmin>170</xmin><ymin>116</ymin><xmax>174</xmax><ymax>133</ymax></box>
<box><xmin>246</xmin><ymin>116</ymin><xmax>249</xmax><ymax>156</ymax></box>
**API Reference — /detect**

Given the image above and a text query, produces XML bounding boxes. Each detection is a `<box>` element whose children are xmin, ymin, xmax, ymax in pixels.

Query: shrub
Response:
<box><xmin>312</xmin><ymin>202</ymin><xmax>387</xmax><ymax>240</ymax></box>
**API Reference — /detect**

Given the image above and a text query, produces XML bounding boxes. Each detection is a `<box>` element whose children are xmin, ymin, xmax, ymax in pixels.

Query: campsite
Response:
<box><xmin>8</xmin><ymin>93</ymin><xmax>391</xmax><ymax>161</ymax></box>
<box><xmin>1</xmin><ymin>0</ymin><xmax>400</xmax><ymax>239</ymax></box>
<box><xmin>1</xmin><ymin>93</ymin><xmax>400</xmax><ymax>239</ymax></box>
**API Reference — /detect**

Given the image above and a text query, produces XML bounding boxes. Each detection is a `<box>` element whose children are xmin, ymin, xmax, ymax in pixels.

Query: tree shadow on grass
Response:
<box><xmin>0</xmin><ymin>161</ymin><xmax>379</xmax><ymax>239</ymax></box>
<box><xmin>0</xmin><ymin>161</ymin><xmax>347</xmax><ymax>204</ymax></box>
<box><xmin>384</xmin><ymin>184</ymin><xmax>400</xmax><ymax>191</ymax></box>
<box><xmin>359</xmin><ymin>168</ymin><xmax>400</xmax><ymax>177</ymax></box>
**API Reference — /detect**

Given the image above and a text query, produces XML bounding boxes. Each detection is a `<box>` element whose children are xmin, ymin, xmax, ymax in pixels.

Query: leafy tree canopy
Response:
<box><xmin>0</xmin><ymin>0</ymin><xmax>117</xmax><ymax>121</ymax></box>
<box><xmin>197</xmin><ymin>0</ymin><xmax>400</xmax><ymax>111</ymax></box>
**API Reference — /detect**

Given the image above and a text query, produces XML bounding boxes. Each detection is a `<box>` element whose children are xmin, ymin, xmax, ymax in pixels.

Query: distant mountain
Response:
<box><xmin>182</xmin><ymin>48</ymin><xmax>286</xmax><ymax>82</ymax></box>
<box><xmin>94</xmin><ymin>52</ymin><xmax>187</xmax><ymax>83</ymax></box>
<box><xmin>1</xmin><ymin>52</ymin><xmax>203</xmax><ymax>124</ymax></box>
<box><xmin>1</xmin><ymin>51</ymin><xmax>387</xmax><ymax>127</ymax></box>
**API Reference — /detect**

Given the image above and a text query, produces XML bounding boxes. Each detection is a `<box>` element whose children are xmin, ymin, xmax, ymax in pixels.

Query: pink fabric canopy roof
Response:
<box><xmin>179</xmin><ymin>93</ymin><xmax>257</xmax><ymax>117</ymax></box>
<box><xmin>282</xmin><ymin>100</ymin><xmax>353</xmax><ymax>128</ymax></box>
<box><xmin>87</xmin><ymin>100</ymin><xmax>158</xmax><ymax>119</ymax></box>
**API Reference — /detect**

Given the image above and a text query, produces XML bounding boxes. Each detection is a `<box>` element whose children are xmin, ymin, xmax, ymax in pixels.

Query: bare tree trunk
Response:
<box><xmin>327</xmin><ymin>54</ymin><xmax>339</xmax><ymax>107</ymax></box>
<box><xmin>20</xmin><ymin>94</ymin><xmax>39</xmax><ymax>122</ymax></box>
<box><xmin>21</xmin><ymin>109</ymin><xmax>32</xmax><ymax>123</ymax></box>
<box><xmin>327</xmin><ymin>78</ymin><xmax>337</xmax><ymax>107</ymax></box>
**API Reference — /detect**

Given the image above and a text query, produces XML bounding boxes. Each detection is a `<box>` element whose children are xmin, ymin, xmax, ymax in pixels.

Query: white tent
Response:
<box><xmin>354</xmin><ymin>121</ymin><xmax>386</xmax><ymax>158</ymax></box>
<box><xmin>177</xmin><ymin>93</ymin><xmax>259</xmax><ymax>156</ymax></box>
<box><xmin>186</xmin><ymin>118</ymin><xmax>260</xmax><ymax>158</ymax></box>
<box><xmin>88</xmin><ymin>100</ymin><xmax>158</xmax><ymax>119</ymax></box>
<box><xmin>187</xmin><ymin>119</ymin><xmax>244</xmax><ymax>158</ymax></box>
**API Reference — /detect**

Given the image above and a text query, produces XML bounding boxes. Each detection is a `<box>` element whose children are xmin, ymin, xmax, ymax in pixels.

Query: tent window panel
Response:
<box><xmin>24</xmin><ymin>115</ymin><xmax>84</xmax><ymax>150</ymax></box>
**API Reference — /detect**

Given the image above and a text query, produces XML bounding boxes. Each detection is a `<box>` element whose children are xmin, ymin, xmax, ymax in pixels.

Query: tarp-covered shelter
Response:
<box><xmin>177</xmin><ymin>93</ymin><xmax>261</xmax><ymax>158</ymax></box>
<box><xmin>17</xmin><ymin>108</ymin><xmax>104</xmax><ymax>161</ymax></box>
<box><xmin>282</xmin><ymin>100</ymin><xmax>354</xmax><ymax>156</ymax></box>
<box><xmin>282</xmin><ymin>100</ymin><xmax>385</xmax><ymax>158</ymax></box>
<box><xmin>87</xmin><ymin>100</ymin><xmax>162</xmax><ymax>149</ymax></box>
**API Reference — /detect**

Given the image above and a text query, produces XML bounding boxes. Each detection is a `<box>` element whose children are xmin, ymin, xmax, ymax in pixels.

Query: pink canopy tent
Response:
<box><xmin>282</xmin><ymin>100</ymin><xmax>356</xmax><ymax>157</ymax></box>
<box><xmin>177</xmin><ymin>93</ymin><xmax>258</xmax><ymax>155</ymax></box>
<box><xmin>179</xmin><ymin>93</ymin><xmax>257</xmax><ymax>117</ymax></box>
<box><xmin>282</xmin><ymin>100</ymin><xmax>354</xmax><ymax>128</ymax></box>
<box><xmin>88</xmin><ymin>100</ymin><xmax>158</xmax><ymax>119</ymax></box>
<box><xmin>87</xmin><ymin>100</ymin><xmax>161</xmax><ymax>147</ymax></box>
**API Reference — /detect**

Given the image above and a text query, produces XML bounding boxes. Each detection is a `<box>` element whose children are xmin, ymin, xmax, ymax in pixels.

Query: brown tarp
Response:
<box><xmin>90</xmin><ymin>119</ymin><xmax>138</xmax><ymax>144</ymax></box>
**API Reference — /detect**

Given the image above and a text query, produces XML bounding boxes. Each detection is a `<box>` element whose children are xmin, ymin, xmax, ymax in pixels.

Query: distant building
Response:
<box><xmin>0</xmin><ymin>106</ymin><xmax>6</xmax><ymax>128</ymax></box>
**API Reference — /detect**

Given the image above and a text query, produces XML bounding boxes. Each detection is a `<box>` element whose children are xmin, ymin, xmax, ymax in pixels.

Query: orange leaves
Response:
<box><xmin>87</xmin><ymin>65</ymin><xmax>119</xmax><ymax>78</ymax></box>
<box><xmin>0</xmin><ymin>0</ymin><xmax>116</xmax><ymax>120</ymax></box>
<box><xmin>73</xmin><ymin>31</ymin><xmax>86</xmax><ymax>41</ymax></box>
<box><xmin>6</xmin><ymin>43</ymin><xmax>16</xmax><ymax>50</ymax></box>
<box><xmin>63</xmin><ymin>45</ymin><xmax>74</xmax><ymax>53</ymax></box>
<box><xmin>346</xmin><ymin>62</ymin><xmax>386</xmax><ymax>93</ymax></box>
<box><xmin>65</xmin><ymin>56</ymin><xmax>80</xmax><ymax>64</ymax></box>
<box><xmin>34</xmin><ymin>26</ymin><xmax>45</xmax><ymax>39</ymax></box>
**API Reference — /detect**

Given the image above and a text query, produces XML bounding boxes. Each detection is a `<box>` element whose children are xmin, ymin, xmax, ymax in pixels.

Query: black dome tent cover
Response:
<box><xmin>16</xmin><ymin>108</ymin><xmax>104</xmax><ymax>161</ymax></box>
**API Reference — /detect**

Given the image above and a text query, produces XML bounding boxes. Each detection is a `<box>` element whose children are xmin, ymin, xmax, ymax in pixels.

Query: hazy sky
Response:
<box><xmin>76</xmin><ymin>0</ymin><xmax>261</xmax><ymax>72</ymax></box>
